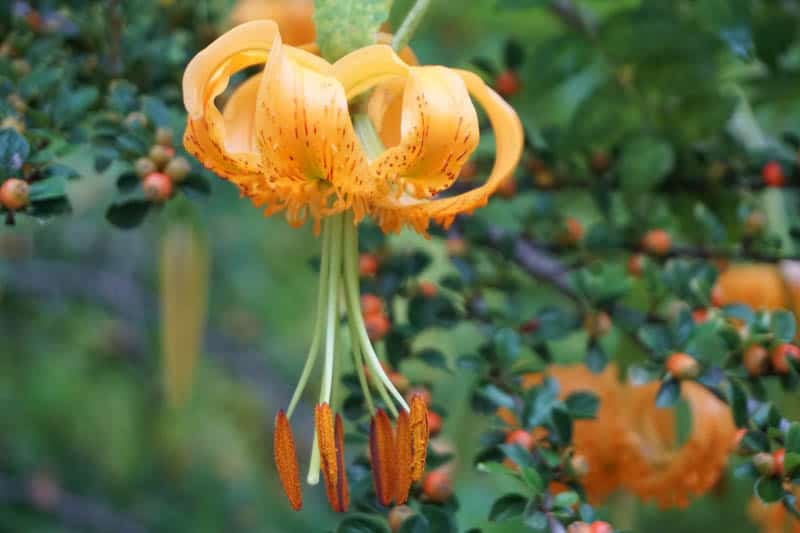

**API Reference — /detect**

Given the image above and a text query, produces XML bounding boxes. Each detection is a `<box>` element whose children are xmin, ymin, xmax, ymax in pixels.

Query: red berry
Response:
<box><xmin>762</xmin><ymin>161</ymin><xmax>785</xmax><ymax>187</ymax></box>
<box><xmin>642</xmin><ymin>229</ymin><xmax>672</xmax><ymax>256</ymax></box>
<box><xmin>505</xmin><ymin>429</ymin><xmax>535</xmax><ymax>451</ymax></box>
<box><xmin>497</xmin><ymin>177</ymin><xmax>517</xmax><ymax>198</ymax></box>
<box><xmin>771</xmin><ymin>343</ymin><xmax>800</xmax><ymax>374</ymax></box>
<box><xmin>446</xmin><ymin>236</ymin><xmax>467</xmax><ymax>256</ymax></box>
<box><xmin>773</xmin><ymin>448</ymin><xmax>786</xmax><ymax>477</ymax></box>
<box><xmin>361</xmin><ymin>294</ymin><xmax>384</xmax><ymax>316</ymax></box>
<box><xmin>422</xmin><ymin>470</ymin><xmax>452</xmax><ymax>502</ymax></box>
<box><xmin>419</xmin><ymin>281</ymin><xmax>438</xmax><ymax>298</ymax></box>
<box><xmin>590</xmin><ymin>521</ymin><xmax>613</xmax><ymax>533</ymax></box>
<box><xmin>692</xmin><ymin>308</ymin><xmax>710</xmax><ymax>324</ymax></box>
<box><xmin>427</xmin><ymin>410</ymin><xmax>442</xmax><ymax>436</ymax></box>
<box><xmin>627</xmin><ymin>254</ymin><xmax>645</xmax><ymax>277</ymax></box>
<box><xmin>753</xmin><ymin>452</ymin><xmax>777</xmax><ymax>477</ymax></box>
<box><xmin>142</xmin><ymin>172</ymin><xmax>173</xmax><ymax>203</ymax></box>
<box><xmin>365</xmin><ymin>313</ymin><xmax>390</xmax><ymax>342</ymax></box>
<box><xmin>744</xmin><ymin>344</ymin><xmax>769</xmax><ymax>377</ymax></box>
<box><xmin>666</xmin><ymin>352</ymin><xmax>700</xmax><ymax>380</ymax></box>
<box><xmin>0</xmin><ymin>178</ymin><xmax>29</xmax><ymax>210</ymax></box>
<box><xmin>358</xmin><ymin>253</ymin><xmax>379</xmax><ymax>277</ymax></box>
<box><xmin>561</xmin><ymin>218</ymin><xmax>584</xmax><ymax>246</ymax></box>
<box><xmin>494</xmin><ymin>70</ymin><xmax>521</xmax><ymax>98</ymax></box>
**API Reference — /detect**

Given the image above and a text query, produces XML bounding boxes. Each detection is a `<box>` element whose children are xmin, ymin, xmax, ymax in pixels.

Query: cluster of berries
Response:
<box><xmin>130</xmin><ymin>124</ymin><xmax>191</xmax><ymax>203</ymax></box>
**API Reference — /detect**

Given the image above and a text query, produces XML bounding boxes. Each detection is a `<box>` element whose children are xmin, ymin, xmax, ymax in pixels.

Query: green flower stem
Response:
<box><xmin>346</xmin><ymin>291</ymin><xmax>376</xmax><ymax>415</ymax></box>
<box><xmin>307</xmin><ymin>213</ymin><xmax>345</xmax><ymax>485</ymax></box>
<box><xmin>343</xmin><ymin>218</ymin><xmax>408</xmax><ymax>414</ymax></box>
<box><xmin>391</xmin><ymin>0</ymin><xmax>433</xmax><ymax>52</ymax></box>
<box><xmin>286</xmin><ymin>219</ymin><xmax>331</xmax><ymax>420</ymax></box>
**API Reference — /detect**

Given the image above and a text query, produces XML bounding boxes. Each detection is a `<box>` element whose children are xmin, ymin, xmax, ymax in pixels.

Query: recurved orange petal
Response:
<box><xmin>369</xmin><ymin>409</ymin><xmax>396</xmax><ymax>506</ymax></box>
<box><xmin>274</xmin><ymin>410</ymin><xmax>302</xmax><ymax>511</ymax></box>
<box><xmin>371</xmin><ymin>66</ymin><xmax>480</xmax><ymax>198</ymax></box>
<box><xmin>372</xmin><ymin>69</ymin><xmax>524</xmax><ymax>234</ymax></box>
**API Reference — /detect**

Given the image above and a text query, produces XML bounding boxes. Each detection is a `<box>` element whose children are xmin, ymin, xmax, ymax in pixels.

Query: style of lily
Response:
<box><xmin>182</xmin><ymin>20</ymin><xmax>523</xmax><ymax>511</ymax></box>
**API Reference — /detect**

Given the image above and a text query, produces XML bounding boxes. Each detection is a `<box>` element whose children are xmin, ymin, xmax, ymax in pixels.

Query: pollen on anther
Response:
<box><xmin>274</xmin><ymin>410</ymin><xmax>303</xmax><ymax>511</ymax></box>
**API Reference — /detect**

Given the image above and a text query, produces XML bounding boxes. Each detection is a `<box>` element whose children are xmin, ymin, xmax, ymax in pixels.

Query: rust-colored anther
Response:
<box><xmin>315</xmin><ymin>403</ymin><xmax>349</xmax><ymax>512</ymax></box>
<box><xmin>274</xmin><ymin>410</ymin><xmax>302</xmax><ymax>511</ymax></box>
<box><xmin>334</xmin><ymin>413</ymin><xmax>350</xmax><ymax>511</ymax></box>
<box><xmin>369</xmin><ymin>409</ymin><xmax>396</xmax><ymax>506</ymax></box>
<box><xmin>409</xmin><ymin>395</ymin><xmax>430</xmax><ymax>481</ymax></box>
<box><xmin>393</xmin><ymin>410</ymin><xmax>413</xmax><ymax>504</ymax></box>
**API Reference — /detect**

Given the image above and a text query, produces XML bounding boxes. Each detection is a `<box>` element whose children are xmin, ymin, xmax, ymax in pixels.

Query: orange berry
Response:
<box><xmin>358</xmin><ymin>253</ymin><xmax>379</xmax><ymax>277</ymax></box>
<box><xmin>561</xmin><ymin>218</ymin><xmax>584</xmax><ymax>246</ymax></box>
<box><xmin>427</xmin><ymin>410</ymin><xmax>442</xmax><ymax>436</ymax></box>
<box><xmin>421</xmin><ymin>470</ymin><xmax>452</xmax><ymax>503</ymax></box>
<box><xmin>744</xmin><ymin>344</ymin><xmax>769</xmax><ymax>377</ymax></box>
<box><xmin>666</xmin><ymin>352</ymin><xmax>700</xmax><ymax>380</ymax></box>
<box><xmin>142</xmin><ymin>172</ymin><xmax>173</xmax><ymax>203</ymax></box>
<box><xmin>446</xmin><ymin>236</ymin><xmax>467</xmax><ymax>256</ymax></box>
<box><xmin>365</xmin><ymin>313</ymin><xmax>390</xmax><ymax>342</ymax></box>
<box><xmin>773</xmin><ymin>448</ymin><xmax>786</xmax><ymax>477</ymax></box>
<box><xmin>520</xmin><ymin>318</ymin><xmax>539</xmax><ymax>334</ymax></box>
<box><xmin>642</xmin><ymin>229</ymin><xmax>672</xmax><ymax>256</ymax></box>
<box><xmin>388</xmin><ymin>505</ymin><xmax>415</xmax><ymax>532</ymax></box>
<box><xmin>134</xmin><ymin>157</ymin><xmax>157</xmax><ymax>178</ymax></box>
<box><xmin>762</xmin><ymin>161</ymin><xmax>785</xmax><ymax>187</ymax></box>
<box><xmin>534</xmin><ymin>169</ymin><xmax>555</xmax><ymax>188</ymax></box>
<box><xmin>149</xmin><ymin>144</ymin><xmax>173</xmax><ymax>169</ymax></box>
<box><xmin>0</xmin><ymin>178</ymin><xmax>29</xmax><ymax>210</ymax></box>
<box><xmin>494</xmin><ymin>70</ymin><xmax>520</xmax><ymax>98</ymax></box>
<box><xmin>771</xmin><ymin>343</ymin><xmax>800</xmax><ymax>374</ymax></box>
<box><xmin>692</xmin><ymin>308</ymin><xmax>710</xmax><ymax>324</ymax></box>
<box><xmin>155</xmin><ymin>127</ymin><xmax>174</xmax><ymax>147</ymax></box>
<box><xmin>627</xmin><ymin>254</ymin><xmax>645</xmax><ymax>277</ymax></box>
<box><xmin>590</xmin><ymin>521</ymin><xmax>613</xmax><ymax>533</ymax></box>
<box><xmin>164</xmin><ymin>156</ymin><xmax>191</xmax><ymax>182</ymax></box>
<box><xmin>419</xmin><ymin>282</ymin><xmax>438</xmax><ymax>298</ymax></box>
<box><xmin>504</xmin><ymin>429</ymin><xmax>535</xmax><ymax>451</ymax></box>
<box><xmin>361</xmin><ymin>294</ymin><xmax>384</xmax><ymax>316</ymax></box>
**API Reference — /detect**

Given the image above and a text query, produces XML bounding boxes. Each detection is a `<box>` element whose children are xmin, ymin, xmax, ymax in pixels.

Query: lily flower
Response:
<box><xmin>182</xmin><ymin>20</ymin><xmax>523</xmax><ymax>512</ymax></box>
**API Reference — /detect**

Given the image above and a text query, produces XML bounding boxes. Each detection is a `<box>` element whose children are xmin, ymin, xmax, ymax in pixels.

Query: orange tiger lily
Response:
<box><xmin>229</xmin><ymin>0</ymin><xmax>316</xmax><ymax>46</ymax></box>
<box><xmin>182</xmin><ymin>19</ymin><xmax>521</xmax><ymax>512</ymax></box>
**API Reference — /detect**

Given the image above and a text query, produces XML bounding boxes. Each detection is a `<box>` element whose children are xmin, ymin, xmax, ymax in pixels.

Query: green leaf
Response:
<box><xmin>520</xmin><ymin>466</ymin><xmax>544</xmax><ymax>493</ymax></box>
<box><xmin>784</xmin><ymin>452</ymin><xmax>800</xmax><ymax>475</ymax></box>
<box><xmin>786</xmin><ymin>422</ymin><xmax>800</xmax><ymax>453</ymax></box>
<box><xmin>490</xmin><ymin>494</ymin><xmax>528</xmax><ymax>522</ymax></box>
<box><xmin>728</xmin><ymin>380</ymin><xmax>749</xmax><ymax>428</ymax></box>
<box><xmin>477</xmin><ymin>461</ymin><xmax>515</xmax><ymax>477</ymax></box>
<box><xmin>565</xmin><ymin>392</ymin><xmax>599</xmax><ymax>420</ymax></box>
<box><xmin>106</xmin><ymin>200</ymin><xmax>151</xmax><ymax>229</ymax></box>
<box><xmin>655</xmin><ymin>379</ymin><xmax>681</xmax><ymax>408</ymax></box>
<box><xmin>338</xmin><ymin>514</ymin><xmax>392</xmax><ymax>533</ymax></box>
<box><xmin>494</xmin><ymin>327</ymin><xmax>522</xmax><ymax>362</ymax></box>
<box><xmin>0</xmin><ymin>128</ymin><xmax>30</xmax><ymax>179</ymax></box>
<box><xmin>550</xmin><ymin>406</ymin><xmax>573</xmax><ymax>443</ymax></box>
<box><xmin>313</xmin><ymin>0</ymin><xmax>394</xmax><ymax>61</ymax></box>
<box><xmin>417</xmin><ymin>348</ymin><xmax>450</xmax><ymax>372</ymax></box>
<box><xmin>397</xmin><ymin>516</ymin><xmax>429</xmax><ymax>533</ymax></box>
<box><xmin>619</xmin><ymin>136</ymin><xmax>675</xmax><ymax>192</ymax></box>
<box><xmin>28</xmin><ymin>197</ymin><xmax>71</xmax><ymax>219</ymax></box>
<box><xmin>770</xmin><ymin>311</ymin><xmax>796</xmax><ymax>343</ymax></box>
<box><xmin>755</xmin><ymin>476</ymin><xmax>784</xmax><ymax>503</ymax></box>
<box><xmin>419</xmin><ymin>505</ymin><xmax>456</xmax><ymax>533</ymax></box>
<box><xmin>500</xmin><ymin>443</ymin><xmax>535</xmax><ymax>470</ymax></box>
<box><xmin>28</xmin><ymin>177</ymin><xmax>66</xmax><ymax>202</ymax></box>
<box><xmin>553</xmin><ymin>490</ymin><xmax>579</xmax><ymax>509</ymax></box>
